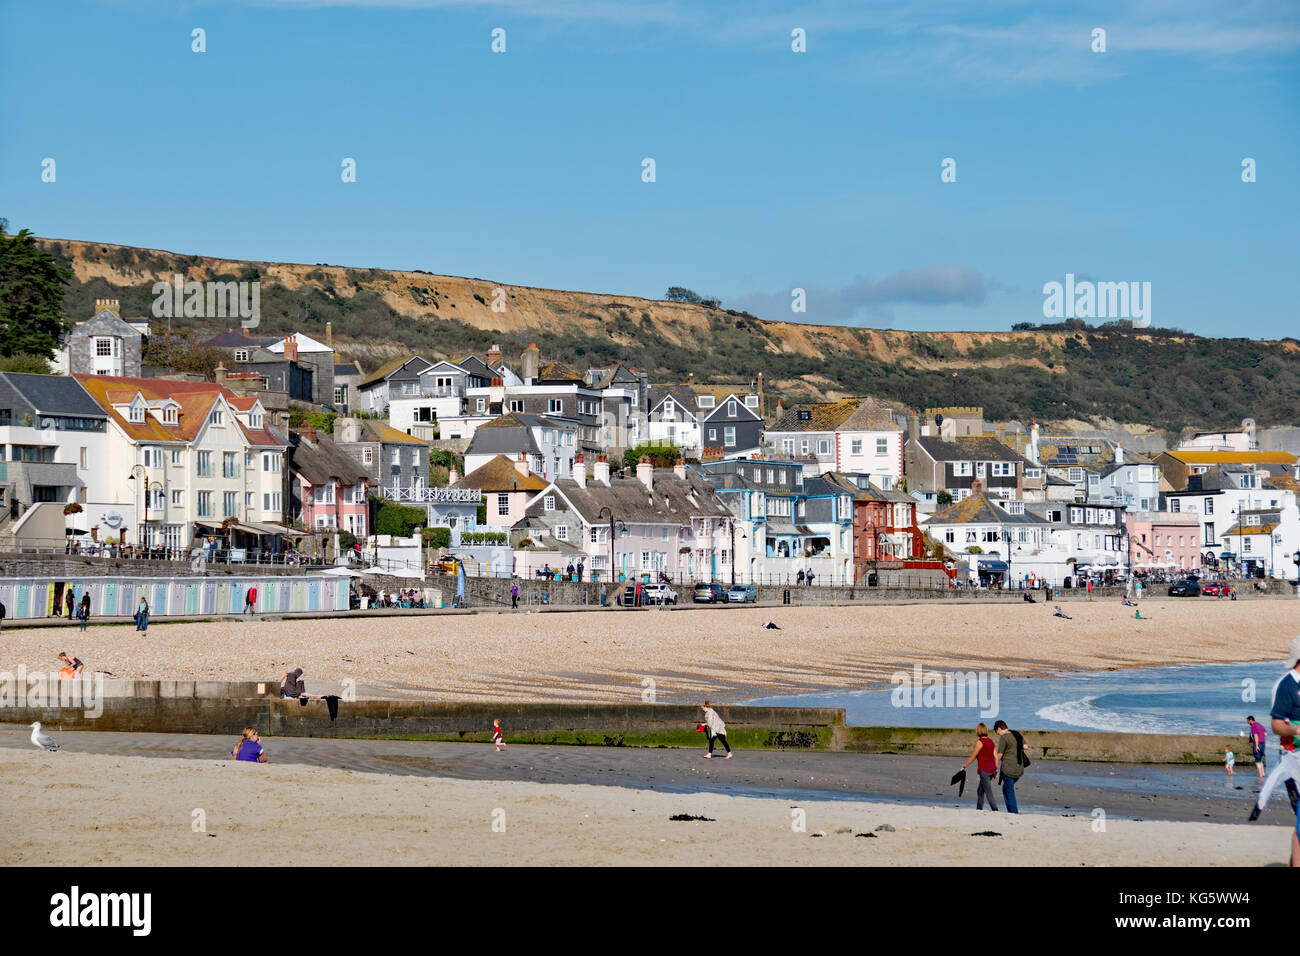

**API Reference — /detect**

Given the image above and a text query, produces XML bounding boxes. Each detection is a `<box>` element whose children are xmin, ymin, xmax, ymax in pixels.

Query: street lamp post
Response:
<box><xmin>127</xmin><ymin>464</ymin><xmax>147</xmax><ymax>549</ymax></box>
<box><xmin>596</xmin><ymin>506</ymin><xmax>621</xmax><ymax>585</ymax></box>
<box><xmin>148</xmin><ymin>480</ymin><xmax>163</xmax><ymax>554</ymax></box>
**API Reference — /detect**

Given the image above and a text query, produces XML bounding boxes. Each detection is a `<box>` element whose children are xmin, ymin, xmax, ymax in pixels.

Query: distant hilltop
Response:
<box><xmin>41</xmin><ymin>236</ymin><xmax>1300</xmax><ymax>434</ymax></box>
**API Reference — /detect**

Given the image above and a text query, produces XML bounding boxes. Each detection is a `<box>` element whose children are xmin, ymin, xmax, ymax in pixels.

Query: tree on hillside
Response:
<box><xmin>665</xmin><ymin>287</ymin><xmax>722</xmax><ymax>308</ymax></box>
<box><xmin>142</xmin><ymin>331</ymin><xmax>222</xmax><ymax>378</ymax></box>
<box><xmin>0</xmin><ymin>219</ymin><xmax>72</xmax><ymax>358</ymax></box>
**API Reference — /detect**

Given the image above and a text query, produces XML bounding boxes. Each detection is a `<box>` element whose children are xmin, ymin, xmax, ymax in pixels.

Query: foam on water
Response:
<box><xmin>1033</xmin><ymin>695</ymin><xmax>1195</xmax><ymax>736</ymax></box>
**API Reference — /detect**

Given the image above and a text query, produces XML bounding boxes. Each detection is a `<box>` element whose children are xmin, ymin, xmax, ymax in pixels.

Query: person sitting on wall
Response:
<box><xmin>280</xmin><ymin>668</ymin><xmax>320</xmax><ymax>700</ymax></box>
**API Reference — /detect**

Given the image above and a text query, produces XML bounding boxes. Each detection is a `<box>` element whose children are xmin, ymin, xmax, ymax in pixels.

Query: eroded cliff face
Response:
<box><xmin>41</xmin><ymin>237</ymin><xmax>1300</xmax><ymax>430</ymax></box>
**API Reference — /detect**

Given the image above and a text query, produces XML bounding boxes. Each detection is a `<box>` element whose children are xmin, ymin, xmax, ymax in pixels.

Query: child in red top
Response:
<box><xmin>493</xmin><ymin>718</ymin><xmax>505</xmax><ymax>752</ymax></box>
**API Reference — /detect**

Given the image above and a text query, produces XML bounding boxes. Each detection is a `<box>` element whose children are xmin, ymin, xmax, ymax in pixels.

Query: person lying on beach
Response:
<box><xmin>57</xmin><ymin>652</ymin><xmax>84</xmax><ymax>678</ymax></box>
<box><xmin>279</xmin><ymin>667</ymin><xmax>320</xmax><ymax>699</ymax></box>
<box><xmin>1134</xmin><ymin>608</ymin><xmax>1148</xmax><ymax>620</ymax></box>
<box><xmin>232</xmin><ymin>727</ymin><xmax>267</xmax><ymax>763</ymax></box>
<box><xmin>1053</xmin><ymin>605</ymin><xmax>1071</xmax><ymax>619</ymax></box>
<box><xmin>761</xmin><ymin>621</ymin><xmax>781</xmax><ymax>629</ymax></box>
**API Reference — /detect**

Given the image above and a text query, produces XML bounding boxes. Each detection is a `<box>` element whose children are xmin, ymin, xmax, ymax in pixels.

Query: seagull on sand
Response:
<box><xmin>30</xmin><ymin>722</ymin><xmax>59</xmax><ymax>752</ymax></box>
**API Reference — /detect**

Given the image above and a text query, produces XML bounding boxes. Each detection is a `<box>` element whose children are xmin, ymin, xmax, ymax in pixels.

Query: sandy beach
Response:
<box><xmin>3</xmin><ymin>743</ymin><xmax>1289</xmax><ymax>866</ymax></box>
<box><xmin>4</xmin><ymin>599</ymin><xmax>1296</xmax><ymax>703</ymax></box>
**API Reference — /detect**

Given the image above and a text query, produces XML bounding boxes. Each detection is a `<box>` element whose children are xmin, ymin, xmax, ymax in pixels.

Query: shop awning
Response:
<box><xmin>977</xmin><ymin>559</ymin><xmax>1008</xmax><ymax>571</ymax></box>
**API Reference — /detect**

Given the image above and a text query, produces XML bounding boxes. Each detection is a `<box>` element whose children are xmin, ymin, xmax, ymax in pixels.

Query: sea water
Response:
<box><xmin>746</xmin><ymin>660</ymin><xmax>1294</xmax><ymax>739</ymax></box>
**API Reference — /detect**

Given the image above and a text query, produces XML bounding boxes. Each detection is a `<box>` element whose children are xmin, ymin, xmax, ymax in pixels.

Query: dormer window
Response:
<box><xmin>129</xmin><ymin>401</ymin><xmax>144</xmax><ymax>424</ymax></box>
<box><xmin>698</xmin><ymin>395</ymin><xmax>715</xmax><ymax>409</ymax></box>
<box><xmin>163</xmin><ymin>407</ymin><xmax>178</xmax><ymax>425</ymax></box>
<box><xmin>234</xmin><ymin>349</ymin><xmax>249</xmax><ymax>362</ymax></box>
<box><xmin>250</xmin><ymin>413</ymin><xmax>262</xmax><ymax>428</ymax></box>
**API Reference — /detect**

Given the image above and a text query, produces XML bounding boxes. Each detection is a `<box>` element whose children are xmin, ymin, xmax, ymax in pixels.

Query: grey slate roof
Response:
<box><xmin>0</xmin><ymin>373</ymin><xmax>107</xmax><ymax>419</ymax></box>
<box><xmin>526</xmin><ymin>471</ymin><xmax>733</xmax><ymax>525</ymax></box>
<box><xmin>914</xmin><ymin>436</ymin><xmax>1030</xmax><ymax>464</ymax></box>
<box><xmin>288</xmin><ymin>430</ymin><xmax>371</xmax><ymax>486</ymax></box>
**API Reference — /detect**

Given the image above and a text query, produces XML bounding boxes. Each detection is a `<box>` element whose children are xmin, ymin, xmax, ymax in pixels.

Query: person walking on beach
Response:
<box><xmin>1224</xmin><ymin>746</ymin><xmax>1235</xmax><ymax>778</ymax></box>
<box><xmin>510</xmin><ymin>582</ymin><xmax>519</xmax><ymax>609</ymax></box>
<box><xmin>959</xmin><ymin>723</ymin><xmax>1000</xmax><ymax>811</ymax></box>
<box><xmin>244</xmin><ymin>585</ymin><xmax>257</xmax><ymax>615</ymax></box>
<box><xmin>134</xmin><ymin>596</ymin><xmax>149</xmax><ymax>632</ymax></box>
<box><xmin>1249</xmin><ymin>716</ymin><xmax>1268</xmax><ymax>781</ymax></box>
<box><xmin>493</xmin><ymin>718</ymin><xmax>505</xmax><ymax>752</ymax></box>
<box><xmin>1249</xmin><ymin>635</ymin><xmax>1300</xmax><ymax>867</ymax></box>
<box><xmin>701</xmin><ymin>701</ymin><xmax>732</xmax><ymax>758</ymax></box>
<box><xmin>993</xmin><ymin>720</ymin><xmax>1027</xmax><ymax>813</ymax></box>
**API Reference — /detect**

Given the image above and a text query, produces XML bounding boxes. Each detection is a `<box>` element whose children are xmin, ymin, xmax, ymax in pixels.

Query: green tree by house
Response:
<box><xmin>0</xmin><ymin>220</ymin><xmax>71</xmax><ymax>358</ymax></box>
<box><xmin>622</xmin><ymin>441</ymin><xmax>682</xmax><ymax>470</ymax></box>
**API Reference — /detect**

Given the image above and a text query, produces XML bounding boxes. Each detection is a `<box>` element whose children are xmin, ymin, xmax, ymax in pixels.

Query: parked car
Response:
<box><xmin>693</xmin><ymin>582</ymin><xmax>727</xmax><ymax>604</ymax></box>
<box><xmin>642</xmin><ymin>583</ymin><xmax>678</xmax><ymax>605</ymax></box>
<box><xmin>727</xmin><ymin>584</ymin><xmax>758</xmax><ymax>603</ymax></box>
<box><xmin>1201</xmin><ymin>581</ymin><xmax>1233</xmax><ymax>596</ymax></box>
<box><xmin>1168</xmin><ymin>579</ymin><xmax>1201</xmax><ymax>597</ymax></box>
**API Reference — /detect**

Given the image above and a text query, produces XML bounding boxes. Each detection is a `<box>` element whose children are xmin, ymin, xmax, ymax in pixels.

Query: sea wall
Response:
<box><xmin>2</xmin><ymin>689</ymin><xmax>1240</xmax><ymax>762</ymax></box>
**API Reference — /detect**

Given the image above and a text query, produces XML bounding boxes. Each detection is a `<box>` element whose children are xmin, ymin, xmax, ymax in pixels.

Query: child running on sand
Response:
<box><xmin>493</xmin><ymin>718</ymin><xmax>505</xmax><ymax>752</ymax></box>
<box><xmin>1224</xmin><ymin>746</ymin><xmax>1235</xmax><ymax>777</ymax></box>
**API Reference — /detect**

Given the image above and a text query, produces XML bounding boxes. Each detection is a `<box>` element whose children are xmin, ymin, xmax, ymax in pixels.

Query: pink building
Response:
<box><xmin>451</xmin><ymin>453</ymin><xmax>548</xmax><ymax>528</ymax></box>
<box><xmin>1127</xmin><ymin>511</ymin><xmax>1201</xmax><ymax>573</ymax></box>
<box><xmin>289</xmin><ymin>427</ymin><xmax>371</xmax><ymax>536</ymax></box>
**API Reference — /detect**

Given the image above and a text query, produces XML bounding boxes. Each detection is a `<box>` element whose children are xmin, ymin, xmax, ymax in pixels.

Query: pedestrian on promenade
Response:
<box><xmin>797</xmin><ymin>569</ymin><xmax>805</xmax><ymax>586</ymax></box>
<box><xmin>511</xmin><ymin>582</ymin><xmax>519</xmax><ymax>608</ymax></box>
<box><xmin>806</xmin><ymin>567</ymin><xmax>815</xmax><ymax>587</ymax></box>
<box><xmin>577</xmin><ymin>560</ymin><xmax>585</xmax><ymax>582</ymax></box>
<box><xmin>493</xmin><ymin>718</ymin><xmax>505</xmax><ymax>752</ymax></box>
<box><xmin>993</xmin><ymin>720</ymin><xmax>1027</xmax><ymax>813</ymax></box>
<box><xmin>959</xmin><ymin>723</ymin><xmax>1000</xmax><ymax>811</ymax></box>
<box><xmin>1248</xmin><ymin>716</ymin><xmax>1268</xmax><ymax>781</ymax></box>
<box><xmin>1086</xmin><ymin>578</ymin><xmax>1093</xmax><ymax>601</ymax></box>
<box><xmin>76</xmin><ymin>594</ymin><xmax>91</xmax><ymax>632</ymax></box>
<box><xmin>134</xmin><ymin>596</ymin><xmax>149</xmax><ymax>632</ymax></box>
<box><xmin>244</xmin><ymin>585</ymin><xmax>257</xmax><ymax>615</ymax></box>
<box><xmin>701</xmin><ymin>701</ymin><xmax>732</xmax><ymax>758</ymax></box>
<box><xmin>65</xmin><ymin>588</ymin><xmax>76</xmax><ymax>620</ymax></box>
<box><xmin>600</xmin><ymin>582</ymin><xmax>608</xmax><ymax>607</ymax></box>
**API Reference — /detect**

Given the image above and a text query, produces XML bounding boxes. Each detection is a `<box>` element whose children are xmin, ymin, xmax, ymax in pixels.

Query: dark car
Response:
<box><xmin>693</xmin><ymin>582</ymin><xmax>726</xmax><ymax>604</ymax></box>
<box><xmin>1168</xmin><ymin>579</ymin><xmax>1201</xmax><ymax>597</ymax></box>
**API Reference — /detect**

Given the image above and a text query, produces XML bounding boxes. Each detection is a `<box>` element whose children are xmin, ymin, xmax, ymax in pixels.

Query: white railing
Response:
<box><xmin>388</xmin><ymin>483</ymin><xmax>483</xmax><ymax>503</ymax></box>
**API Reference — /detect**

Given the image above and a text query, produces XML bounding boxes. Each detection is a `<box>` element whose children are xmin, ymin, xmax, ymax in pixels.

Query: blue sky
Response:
<box><xmin>2</xmin><ymin>0</ymin><xmax>1298</xmax><ymax>337</ymax></box>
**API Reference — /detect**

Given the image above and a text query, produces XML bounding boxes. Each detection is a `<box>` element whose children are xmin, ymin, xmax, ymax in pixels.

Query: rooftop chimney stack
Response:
<box><xmin>284</xmin><ymin>335</ymin><xmax>299</xmax><ymax>362</ymax></box>
<box><xmin>94</xmin><ymin>298</ymin><xmax>121</xmax><ymax>316</ymax></box>
<box><xmin>673</xmin><ymin>457</ymin><xmax>687</xmax><ymax>480</ymax></box>
<box><xmin>574</xmin><ymin>453</ymin><xmax>587</xmax><ymax>489</ymax></box>
<box><xmin>636</xmin><ymin>456</ymin><xmax>653</xmax><ymax>492</ymax></box>
<box><xmin>487</xmin><ymin>343</ymin><xmax>503</xmax><ymax>368</ymax></box>
<box><xmin>448</xmin><ymin>465</ymin><xmax>458</xmax><ymax>484</ymax></box>
<box><xmin>325</xmin><ymin>321</ymin><xmax>333</xmax><ymax>349</ymax></box>
<box><xmin>514</xmin><ymin>453</ymin><xmax>530</xmax><ymax>478</ymax></box>
<box><xmin>522</xmin><ymin>343</ymin><xmax>540</xmax><ymax>384</ymax></box>
<box><xmin>215</xmin><ymin>361</ymin><xmax>228</xmax><ymax>386</ymax></box>
<box><xmin>1029</xmin><ymin>420</ymin><xmax>1041</xmax><ymax>466</ymax></box>
<box><xmin>594</xmin><ymin>454</ymin><xmax>610</xmax><ymax>486</ymax></box>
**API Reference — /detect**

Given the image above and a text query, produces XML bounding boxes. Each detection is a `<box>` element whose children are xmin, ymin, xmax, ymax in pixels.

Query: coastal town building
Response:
<box><xmin>464</xmin><ymin>412</ymin><xmax>577</xmax><ymax>482</ymax></box>
<box><xmin>764</xmin><ymin>399</ymin><xmax>904</xmax><ymax>485</ymax></box>
<box><xmin>332</xmin><ymin>417</ymin><xmax>429</xmax><ymax>499</ymax></box>
<box><xmin>53</xmin><ymin>299</ymin><xmax>145</xmax><ymax>378</ymax></box>
<box><xmin>286</xmin><ymin>427</ymin><xmax>370</xmax><ymax>537</ymax></box>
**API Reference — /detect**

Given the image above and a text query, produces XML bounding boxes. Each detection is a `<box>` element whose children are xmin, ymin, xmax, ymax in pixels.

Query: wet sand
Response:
<box><xmin>3</xmin><ymin>599</ymin><xmax>1294</xmax><ymax>703</ymax></box>
<box><xmin>3</xmin><ymin>729</ymin><xmax>1290</xmax><ymax>866</ymax></box>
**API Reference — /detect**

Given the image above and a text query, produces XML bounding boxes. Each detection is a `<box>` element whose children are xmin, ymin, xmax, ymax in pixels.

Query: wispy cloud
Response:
<box><xmin>732</xmin><ymin>265</ymin><xmax>993</xmax><ymax>327</ymax></box>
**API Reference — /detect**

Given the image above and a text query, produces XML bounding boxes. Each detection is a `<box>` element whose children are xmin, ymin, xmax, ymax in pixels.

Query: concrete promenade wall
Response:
<box><xmin>1</xmin><ymin>691</ymin><xmax>1239</xmax><ymax>762</ymax></box>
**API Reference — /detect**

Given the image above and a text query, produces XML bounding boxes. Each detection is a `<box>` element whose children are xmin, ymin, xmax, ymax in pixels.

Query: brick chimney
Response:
<box><xmin>299</xmin><ymin>425</ymin><xmax>317</xmax><ymax>444</ymax></box>
<box><xmin>636</xmin><ymin>456</ymin><xmax>653</xmax><ymax>492</ymax></box>
<box><xmin>673</xmin><ymin>457</ymin><xmax>686</xmax><ymax>480</ymax></box>
<box><xmin>94</xmin><ymin>298</ymin><xmax>121</xmax><ymax>317</ymax></box>
<box><xmin>971</xmin><ymin>477</ymin><xmax>982</xmax><ymax>496</ymax></box>
<box><xmin>283</xmin><ymin>335</ymin><xmax>299</xmax><ymax>362</ymax></box>
<box><xmin>215</xmin><ymin>362</ymin><xmax>227</xmax><ymax>386</ymax></box>
<box><xmin>487</xmin><ymin>343</ymin><xmax>502</xmax><ymax>368</ymax></box>
<box><xmin>574</xmin><ymin>452</ymin><xmax>586</xmax><ymax>488</ymax></box>
<box><xmin>594</xmin><ymin>453</ymin><xmax>610</xmax><ymax>486</ymax></box>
